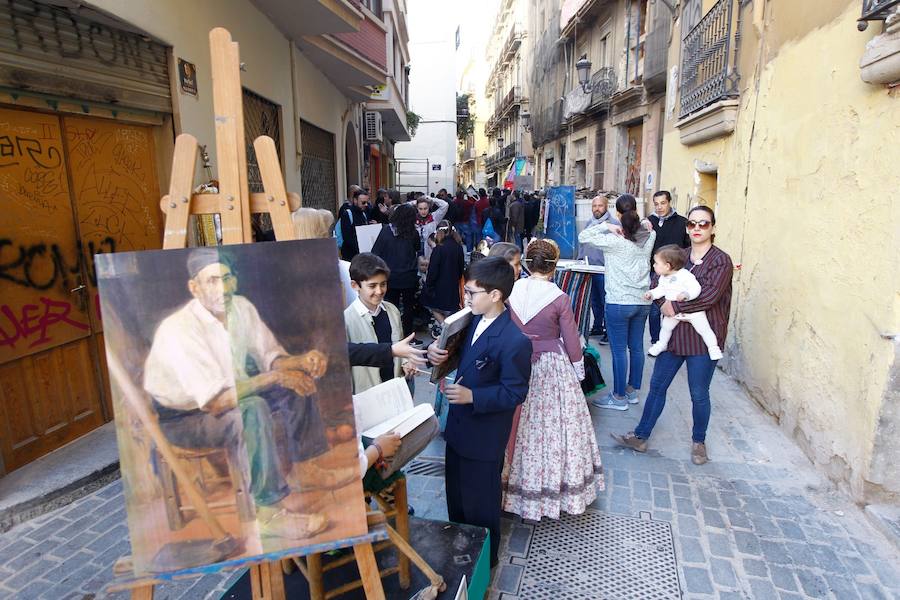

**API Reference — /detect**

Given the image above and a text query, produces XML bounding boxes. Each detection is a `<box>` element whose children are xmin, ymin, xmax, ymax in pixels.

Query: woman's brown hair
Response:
<box><xmin>435</xmin><ymin>220</ymin><xmax>462</xmax><ymax>245</ymax></box>
<box><xmin>525</xmin><ymin>239</ymin><xmax>560</xmax><ymax>274</ymax></box>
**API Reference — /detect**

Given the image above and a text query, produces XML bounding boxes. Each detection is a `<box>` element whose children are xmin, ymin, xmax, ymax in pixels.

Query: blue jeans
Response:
<box><xmin>648</xmin><ymin>301</ymin><xmax>662</xmax><ymax>344</ymax></box>
<box><xmin>634</xmin><ymin>352</ymin><xmax>718</xmax><ymax>443</ymax></box>
<box><xmin>604</xmin><ymin>303</ymin><xmax>651</xmax><ymax>397</ymax></box>
<box><xmin>589</xmin><ymin>273</ymin><xmax>606</xmax><ymax>334</ymax></box>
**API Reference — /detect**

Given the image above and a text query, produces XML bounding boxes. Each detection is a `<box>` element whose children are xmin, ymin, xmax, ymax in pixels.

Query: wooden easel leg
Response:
<box><xmin>306</xmin><ymin>553</ymin><xmax>325</xmax><ymax>600</ymax></box>
<box><xmin>353</xmin><ymin>543</ymin><xmax>386</xmax><ymax>600</ymax></box>
<box><xmin>131</xmin><ymin>585</ymin><xmax>154</xmax><ymax>600</ymax></box>
<box><xmin>249</xmin><ymin>562</ymin><xmax>286</xmax><ymax>600</ymax></box>
<box><xmin>392</xmin><ymin>481</ymin><xmax>411</xmax><ymax>589</ymax></box>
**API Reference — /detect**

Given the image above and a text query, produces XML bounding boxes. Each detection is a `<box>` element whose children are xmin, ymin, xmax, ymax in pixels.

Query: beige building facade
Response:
<box><xmin>0</xmin><ymin>0</ymin><xmax>408</xmax><ymax>475</ymax></box>
<box><xmin>660</xmin><ymin>0</ymin><xmax>900</xmax><ymax>502</ymax></box>
<box><xmin>529</xmin><ymin>0</ymin><xmax>672</xmax><ymax>213</ymax></box>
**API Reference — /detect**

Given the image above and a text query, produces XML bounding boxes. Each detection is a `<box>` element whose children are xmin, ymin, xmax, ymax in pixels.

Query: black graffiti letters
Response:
<box><xmin>0</xmin><ymin>136</ymin><xmax>62</xmax><ymax>169</ymax></box>
<box><xmin>0</xmin><ymin>236</ymin><xmax>115</xmax><ymax>292</ymax></box>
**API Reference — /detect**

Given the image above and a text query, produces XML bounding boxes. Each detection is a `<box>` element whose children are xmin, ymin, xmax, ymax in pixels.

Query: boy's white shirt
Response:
<box><xmin>650</xmin><ymin>268</ymin><xmax>702</xmax><ymax>302</ymax></box>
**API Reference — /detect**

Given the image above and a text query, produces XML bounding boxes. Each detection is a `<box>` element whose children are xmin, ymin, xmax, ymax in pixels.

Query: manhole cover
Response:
<box><xmin>406</xmin><ymin>457</ymin><xmax>445</xmax><ymax>478</ymax></box>
<box><xmin>494</xmin><ymin>510</ymin><xmax>681</xmax><ymax>599</ymax></box>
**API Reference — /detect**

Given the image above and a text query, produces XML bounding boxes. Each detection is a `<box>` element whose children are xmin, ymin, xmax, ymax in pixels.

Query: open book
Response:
<box><xmin>430</xmin><ymin>307</ymin><xmax>473</xmax><ymax>383</ymax></box>
<box><xmin>352</xmin><ymin>378</ymin><xmax>439</xmax><ymax>479</ymax></box>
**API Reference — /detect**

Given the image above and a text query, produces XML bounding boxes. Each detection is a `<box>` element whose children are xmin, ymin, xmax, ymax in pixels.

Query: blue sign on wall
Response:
<box><xmin>546</xmin><ymin>186</ymin><xmax>576</xmax><ymax>259</ymax></box>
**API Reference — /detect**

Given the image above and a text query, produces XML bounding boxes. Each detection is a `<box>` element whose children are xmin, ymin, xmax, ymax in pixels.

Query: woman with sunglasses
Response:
<box><xmin>611</xmin><ymin>205</ymin><xmax>734</xmax><ymax>465</ymax></box>
<box><xmin>578</xmin><ymin>194</ymin><xmax>656</xmax><ymax>411</ymax></box>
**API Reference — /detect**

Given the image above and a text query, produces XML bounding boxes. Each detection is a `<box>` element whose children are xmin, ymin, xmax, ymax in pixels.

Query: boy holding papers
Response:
<box><xmin>428</xmin><ymin>257</ymin><xmax>532</xmax><ymax>567</ymax></box>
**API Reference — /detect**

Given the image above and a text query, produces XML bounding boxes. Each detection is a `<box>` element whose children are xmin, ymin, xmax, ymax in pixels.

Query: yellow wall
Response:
<box><xmin>660</xmin><ymin>3</ymin><xmax>900</xmax><ymax>499</ymax></box>
<box><xmin>88</xmin><ymin>0</ymin><xmax>352</xmax><ymax>203</ymax></box>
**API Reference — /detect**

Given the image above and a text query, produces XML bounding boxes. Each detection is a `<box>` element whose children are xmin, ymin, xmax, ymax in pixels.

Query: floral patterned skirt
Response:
<box><xmin>502</xmin><ymin>351</ymin><xmax>605</xmax><ymax>521</ymax></box>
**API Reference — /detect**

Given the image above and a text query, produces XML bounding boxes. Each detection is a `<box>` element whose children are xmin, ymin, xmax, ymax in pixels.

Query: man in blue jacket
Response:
<box><xmin>428</xmin><ymin>257</ymin><xmax>532</xmax><ymax>567</ymax></box>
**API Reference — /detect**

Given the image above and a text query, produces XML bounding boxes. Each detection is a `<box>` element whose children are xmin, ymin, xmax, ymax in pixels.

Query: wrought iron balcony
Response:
<box><xmin>485</xmin><ymin>142</ymin><xmax>519</xmax><ymax>171</ymax></box>
<box><xmin>501</xmin><ymin>23</ymin><xmax>524</xmax><ymax>62</ymax></box>
<box><xmin>858</xmin><ymin>0</ymin><xmax>900</xmax><ymax>30</ymax></box>
<box><xmin>678</xmin><ymin>0</ymin><xmax>743</xmax><ymax>119</ymax></box>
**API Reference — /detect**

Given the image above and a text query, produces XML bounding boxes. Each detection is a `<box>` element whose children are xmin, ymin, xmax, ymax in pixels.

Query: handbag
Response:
<box><xmin>581</xmin><ymin>346</ymin><xmax>606</xmax><ymax>396</ymax></box>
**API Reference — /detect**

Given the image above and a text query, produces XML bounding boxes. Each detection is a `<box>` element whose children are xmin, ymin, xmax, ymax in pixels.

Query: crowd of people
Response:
<box><xmin>294</xmin><ymin>184</ymin><xmax>733</xmax><ymax>567</ymax></box>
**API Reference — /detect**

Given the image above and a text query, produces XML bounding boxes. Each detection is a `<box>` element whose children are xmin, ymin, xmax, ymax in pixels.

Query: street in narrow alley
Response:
<box><xmin>1</xmin><ymin>339</ymin><xmax>898</xmax><ymax>599</ymax></box>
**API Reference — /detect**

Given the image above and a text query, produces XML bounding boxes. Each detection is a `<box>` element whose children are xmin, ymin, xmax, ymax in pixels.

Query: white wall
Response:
<box><xmin>87</xmin><ymin>0</ymin><xmax>352</xmax><ymax>203</ymax></box>
<box><xmin>394</xmin><ymin>0</ymin><xmax>458</xmax><ymax>193</ymax></box>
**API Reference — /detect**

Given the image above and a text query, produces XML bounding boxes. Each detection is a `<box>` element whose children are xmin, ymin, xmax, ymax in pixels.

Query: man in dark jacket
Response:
<box><xmin>523</xmin><ymin>193</ymin><xmax>540</xmax><ymax>246</ymax></box>
<box><xmin>338</xmin><ymin>187</ymin><xmax>369</xmax><ymax>260</ymax></box>
<box><xmin>647</xmin><ymin>190</ymin><xmax>691</xmax><ymax>344</ymax></box>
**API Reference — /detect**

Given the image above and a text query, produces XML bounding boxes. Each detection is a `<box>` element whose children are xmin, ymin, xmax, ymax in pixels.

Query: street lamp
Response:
<box><xmin>521</xmin><ymin>109</ymin><xmax>532</xmax><ymax>133</ymax></box>
<box><xmin>576</xmin><ymin>54</ymin><xmax>592</xmax><ymax>93</ymax></box>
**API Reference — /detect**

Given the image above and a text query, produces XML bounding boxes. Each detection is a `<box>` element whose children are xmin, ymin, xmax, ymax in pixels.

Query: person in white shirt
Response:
<box><xmin>644</xmin><ymin>245</ymin><xmax>722</xmax><ymax>360</ymax></box>
<box><xmin>143</xmin><ymin>248</ymin><xmax>349</xmax><ymax>540</ymax></box>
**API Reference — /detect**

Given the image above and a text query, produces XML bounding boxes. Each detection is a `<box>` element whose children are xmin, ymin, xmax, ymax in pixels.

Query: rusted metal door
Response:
<box><xmin>0</xmin><ymin>107</ymin><xmax>161</xmax><ymax>472</ymax></box>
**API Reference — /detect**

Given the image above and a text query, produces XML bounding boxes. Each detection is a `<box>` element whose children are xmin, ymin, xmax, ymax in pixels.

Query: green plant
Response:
<box><xmin>406</xmin><ymin>110</ymin><xmax>422</xmax><ymax>136</ymax></box>
<box><xmin>456</xmin><ymin>93</ymin><xmax>474</xmax><ymax>142</ymax></box>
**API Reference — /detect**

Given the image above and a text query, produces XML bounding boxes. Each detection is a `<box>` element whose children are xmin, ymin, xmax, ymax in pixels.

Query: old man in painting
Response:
<box><xmin>143</xmin><ymin>248</ymin><xmax>349</xmax><ymax>539</ymax></box>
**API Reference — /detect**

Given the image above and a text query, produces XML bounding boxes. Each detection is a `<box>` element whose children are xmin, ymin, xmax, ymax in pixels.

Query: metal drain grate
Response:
<box><xmin>405</xmin><ymin>457</ymin><xmax>445</xmax><ymax>478</ymax></box>
<box><xmin>495</xmin><ymin>510</ymin><xmax>681</xmax><ymax>600</ymax></box>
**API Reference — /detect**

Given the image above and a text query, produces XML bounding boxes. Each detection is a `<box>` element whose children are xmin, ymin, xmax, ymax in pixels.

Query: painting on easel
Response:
<box><xmin>95</xmin><ymin>239</ymin><xmax>366</xmax><ymax>575</ymax></box>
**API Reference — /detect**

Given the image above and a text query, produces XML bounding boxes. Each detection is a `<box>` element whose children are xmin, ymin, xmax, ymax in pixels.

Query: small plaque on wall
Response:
<box><xmin>178</xmin><ymin>58</ymin><xmax>198</xmax><ymax>96</ymax></box>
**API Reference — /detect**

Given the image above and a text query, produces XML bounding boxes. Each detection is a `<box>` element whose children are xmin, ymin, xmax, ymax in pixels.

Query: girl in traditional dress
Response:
<box><xmin>503</xmin><ymin>239</ymin><xmax>605</xmax><ymax>520</ymax></box>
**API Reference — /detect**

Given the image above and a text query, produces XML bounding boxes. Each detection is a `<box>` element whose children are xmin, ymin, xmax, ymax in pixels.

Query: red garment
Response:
<box><xmin>475</xmin><ymin>196</ymin><xmax>491</xmax><ymax>226</ymax></box>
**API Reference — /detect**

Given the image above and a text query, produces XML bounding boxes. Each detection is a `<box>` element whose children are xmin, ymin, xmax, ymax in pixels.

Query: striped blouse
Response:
<box><xmin>659</xmin><ymin>246</ymin><xmax>734</xmax><ymax>356</ymax></box>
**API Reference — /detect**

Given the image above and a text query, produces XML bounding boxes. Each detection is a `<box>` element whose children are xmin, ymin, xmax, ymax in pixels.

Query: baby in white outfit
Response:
<box><xmin>645</xmin><ymin>245</ymin><xmax>723</xmax><ymax>360</ymax></box>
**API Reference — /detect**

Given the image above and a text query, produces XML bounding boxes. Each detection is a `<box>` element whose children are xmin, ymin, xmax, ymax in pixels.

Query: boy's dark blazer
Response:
<box><xmin>443</xmin><ymin>310</ymin><xmax>532</xmax><ymax>462</ymax></box>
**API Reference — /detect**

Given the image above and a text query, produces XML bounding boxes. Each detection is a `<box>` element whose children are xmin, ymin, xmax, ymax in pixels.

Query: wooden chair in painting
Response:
<box><xmin>153</xmin><ymin>442</ymin><xmax>256</xmax><ymax>530</ymax></box>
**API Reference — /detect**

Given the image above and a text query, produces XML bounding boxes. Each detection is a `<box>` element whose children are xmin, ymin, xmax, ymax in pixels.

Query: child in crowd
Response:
<box><xmin>428</xmin><ymin>257</ymin><xmax>533</xmax><ymax>567</ymax></box>
<box><xmin>488</xmin><ymin>242</ymin><xmax>524</xmax><ymax>279</ymax></box>
<box><xmin>421</xmin><ymin>221</ymin><xmax>466</xmax><ymax>339</ymax></box>
<box><xmin>645</xmin><ymin>244</ymin><xmax>723</xmax><ymax>360</ymax></box>
<box><xmin>344</xmin><ymin>253</ymin><xmax>416</xmax><ymax>394</ymax></box>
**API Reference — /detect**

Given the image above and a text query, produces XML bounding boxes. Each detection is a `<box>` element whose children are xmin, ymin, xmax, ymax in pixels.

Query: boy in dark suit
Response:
<box><xmin>428</xmin><ymin>257</ymin><xmax>532</xmax><ymax>567</ymax></box>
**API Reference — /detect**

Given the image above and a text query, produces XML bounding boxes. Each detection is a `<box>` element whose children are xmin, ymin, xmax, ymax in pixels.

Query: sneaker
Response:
<box><xmin>624</xmin><ymin>389</ymin><xmax>640</xmax><ymax>404</ymax></box>
<box><xmin>647</xmin><ymin>342</ymin><xmax>664</xmax><ymax>357</ymax></box>
<box><xmin>691</xmin><ymin>442</ymin><xmax>709</xmax><ymax>465</ymax></box>
<box><xmin>709</xmin><ymin>346</ymin><xmax>723</xmax><ymax>361</ymax></box>
<box><xmin>590</xmin><ymin>392</ymin><xmax>629</xmax><ymax>411</ymax></box>
<box><xmin>597</xmin><ymin>333</ymin><xmax>609</xmax><ymax>345</ymax></box>
<box><xmin>610</xmin><ymin>432</ymin><xmax>648</xmax><ymax>453</ymax></box>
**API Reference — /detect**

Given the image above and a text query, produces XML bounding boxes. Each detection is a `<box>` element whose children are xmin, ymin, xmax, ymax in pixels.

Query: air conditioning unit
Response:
<box><xmin>364</xmin><ymin>111</ymin><xmax>383</xmax><ymax>142</ymax></box>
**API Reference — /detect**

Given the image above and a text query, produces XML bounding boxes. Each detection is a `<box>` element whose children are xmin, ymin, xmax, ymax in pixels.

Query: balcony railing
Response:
<box><xmin>492</xmin><ymin>85</ymin><xmax>524</xmax><ymax>120</ymax></box>
<box><xmin>858</xmin><ymin>0</ymin><xmax>900</xmax><ymax>29</ymax></box>
<box><xmin>485</xmin><ymin>142</ymin><xmax>519</xmax><ymax>171</ymax></box>
<box><xmin>501</xmin><ymin>23</ymin><xmax>524</xmax><ymax>62</ymax></box>
<box><xmin>678</xmin><ymin>0</ymin><xmax>742</xmax><ymax>119</ymax></box>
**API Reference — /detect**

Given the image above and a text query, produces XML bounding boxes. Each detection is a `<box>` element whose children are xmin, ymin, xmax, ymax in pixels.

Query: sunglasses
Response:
<box><xmin>686</xmin><ymin>220</ymin><xmax>712</xmax><ymax>230</ymax></box>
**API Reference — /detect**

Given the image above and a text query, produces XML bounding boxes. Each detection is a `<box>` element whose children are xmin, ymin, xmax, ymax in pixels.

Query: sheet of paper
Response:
<box><xmin>356</xmin><ymin>223</ymin><xmax>383</xmax><ymax>253</ymax></box>
<box><xmin>352</xmin><ymin>377</ymin><xmax>414</xmax><ymax>434</ymax></box>
<box><xmin>362</xmin><ymin>404</ymin><xmax>434</xmax><ymax>439</ymax></box>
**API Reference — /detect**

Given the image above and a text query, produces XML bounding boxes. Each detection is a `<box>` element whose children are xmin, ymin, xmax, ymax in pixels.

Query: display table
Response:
<box><xmin>553</xmin><ymin>261</ymin><xmax>604</xmax><ymax>338</ymax></box>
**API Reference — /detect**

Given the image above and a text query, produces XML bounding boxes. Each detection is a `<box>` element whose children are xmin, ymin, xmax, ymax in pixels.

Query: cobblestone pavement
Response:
<box><xmin>1</xmin><ymin>341</ymin><xmax>898</xmax><ymax>599</ymax></box>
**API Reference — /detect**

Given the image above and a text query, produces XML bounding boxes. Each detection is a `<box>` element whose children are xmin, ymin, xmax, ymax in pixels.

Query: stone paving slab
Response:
<box><xmin>0</xmin><ymin>341</ymin><xmax>898</xmax><ymax>599</ymax></box>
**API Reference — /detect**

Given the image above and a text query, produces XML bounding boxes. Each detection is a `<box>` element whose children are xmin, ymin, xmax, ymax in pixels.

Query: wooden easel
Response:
<box><xmin>106</xmin><ymin>27</ymin><xmax>388</xmax><ymax>600</ymax></box>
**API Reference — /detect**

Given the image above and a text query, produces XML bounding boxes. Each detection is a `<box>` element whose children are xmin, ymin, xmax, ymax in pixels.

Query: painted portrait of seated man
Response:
<box><xmin>142</xmin><ymin>248</ymin><xmax>356</xmax><ymax>541</ymax></box>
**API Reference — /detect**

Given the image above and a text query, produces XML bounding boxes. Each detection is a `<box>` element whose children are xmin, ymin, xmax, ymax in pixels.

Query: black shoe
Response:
<box><xmin>589</xmin><ymin>329</ymin><xmax>603</xmax><ymax>337</ymax></box>
<box><xmin>597</xmin><ymin>334</ymin><xmax>609</xmax><ymax>345</ymax></box>
<box><xmin>410</xmin><ymin>338</ymin><xmax>425</xmax><ymax>348</ymax></box>
<box><xmin>407</xmin><ymin>504</ymin><xmax>415</xmax><ymax>516</ymax></box>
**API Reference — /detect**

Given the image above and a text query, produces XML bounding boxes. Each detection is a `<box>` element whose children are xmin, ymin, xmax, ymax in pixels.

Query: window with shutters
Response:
<box><xmin>300</xmin><ymin>120</ymin><xmax>338</xmax><ymax>215</ymax></box>
<box><xmin>593</xmin><ymin>127</ymin><xmax>606</xmax><ymax>190</ymax></box>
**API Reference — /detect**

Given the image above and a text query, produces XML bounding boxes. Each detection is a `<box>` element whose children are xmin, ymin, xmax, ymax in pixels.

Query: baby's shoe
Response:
<box><xmin>709</xmin><ymin>346</ymin><xmax>723</xmax><ymax>360</ymax></box>
<box><xmin>647</xmin><ymin>342</ymin><xmax>665</xmax><ymax>357</ymax></box>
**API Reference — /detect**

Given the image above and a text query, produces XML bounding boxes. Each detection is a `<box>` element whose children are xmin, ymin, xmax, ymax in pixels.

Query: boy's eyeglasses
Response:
<box><xmin>686</xmin><ymin>220</ymin><xmax>712</xmax><ymax>230</ymax></box>
<box><xmin>464</xmin><ymin>288</ymin><xmax>488</xmax><ymax>298</ymax></box>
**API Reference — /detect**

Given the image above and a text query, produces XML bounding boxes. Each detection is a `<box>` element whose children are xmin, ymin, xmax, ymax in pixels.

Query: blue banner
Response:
<box><xmin>546</xmin><ymin>186</ymin><xmax>576</xmax><ymax>259</ymax></box>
